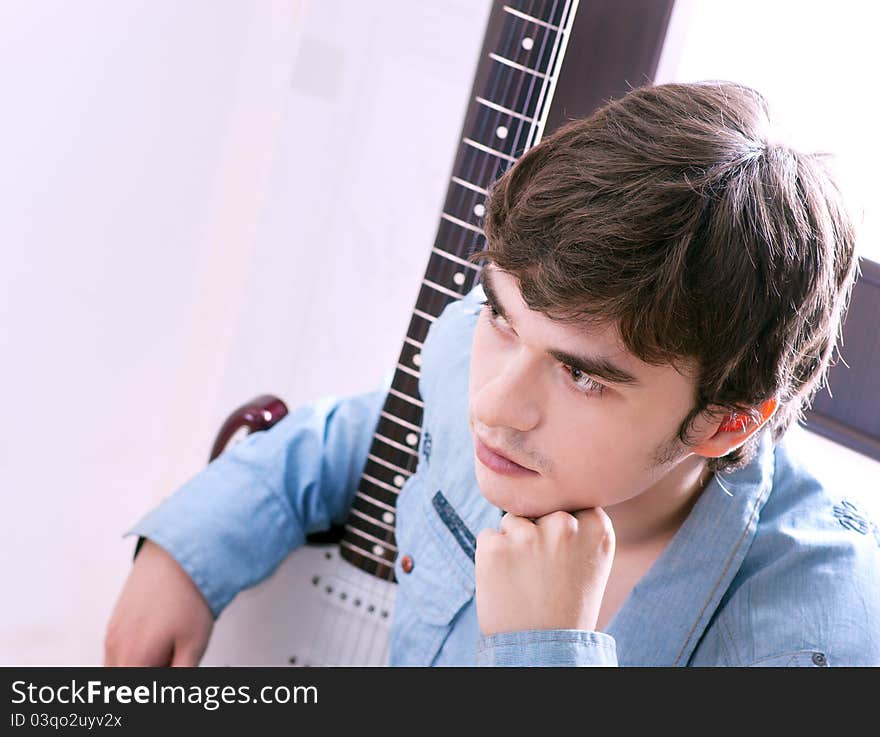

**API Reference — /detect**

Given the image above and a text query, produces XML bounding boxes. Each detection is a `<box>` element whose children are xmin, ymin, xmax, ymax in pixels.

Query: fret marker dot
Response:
<box><xmin>412</xmin><ymin>352</ymin><xmax>421</xmax><ymax>367</ymax></box>
<box><xmin>453</xmin><ymin>271</ymin><xmax>465</xmax><ymax>285</ymax></box>
<box><xmin>383</xmin><ymin>511</ymin><xmax>395</xmax><ymax>524</ymax></box>
<box><xmin>372</xmin><ymin>544</ymin><xmax>384</xmax><ymax>556</ymax></box>
<box><xmin>473</xmin><ymin>203</ymin><xmax>486</xmax><ymax>218</ymax></box>
<box><xmin>522</xmin><ymin>37</ymin><xmax>534</xmax><ymax>50</ymax></box>
<box><xmin>406</xmin><ymin>432</ymin><xmax>419</xmax><ymax>446</ymax></box>
<box><xmin>394</xmin><ymin>474</ymin><xmax>405</xmax><ymax>487</ymax></box>
<box><xmin>496</xmin><ymin>126</ymin><xmax>508</xmax><ymax>140</ymax></box>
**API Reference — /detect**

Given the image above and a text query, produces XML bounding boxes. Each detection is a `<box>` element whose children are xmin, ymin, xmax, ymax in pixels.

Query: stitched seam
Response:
<box><xmin>673</xmin><ymin>470</ymin><xmax>771</xmax><ymax>664</ymax></box>
<box><xmin>746</xmin><ymin>649</ymin><xmax>823</xmax><ymax>666</ymax></box>
<box><xmin>720</xmin><ymin>612</ymin><xmax>744</xmax><ymax>666</ymax></box>
<box><xmin>479</xmin><ymin>639</ymin><xmax>615</xmax><ymax>653</ymax></box>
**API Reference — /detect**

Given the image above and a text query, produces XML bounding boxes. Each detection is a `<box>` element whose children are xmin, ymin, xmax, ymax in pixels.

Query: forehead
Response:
<box><xmin>483</xmin><ymin>265</ymin><xmax>629</xmax><ymax>352</ymax></box>
<box><xmin>480</xmin><ymin>265</ymin><xmax>700</xmax><ymax>387</ymax></box>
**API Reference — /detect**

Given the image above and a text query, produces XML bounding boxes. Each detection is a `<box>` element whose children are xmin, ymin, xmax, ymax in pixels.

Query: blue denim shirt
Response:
<box><xmin>127</xmin><ymin>284</ymin><xmax>880</xmax><ymax>666</ymax></box>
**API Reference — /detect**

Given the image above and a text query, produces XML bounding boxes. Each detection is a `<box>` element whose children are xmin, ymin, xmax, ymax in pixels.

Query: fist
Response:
<box><xmin>475</xmin><ymin>508</ymin><xmax>615</xmax><ymax>636</ymax></box>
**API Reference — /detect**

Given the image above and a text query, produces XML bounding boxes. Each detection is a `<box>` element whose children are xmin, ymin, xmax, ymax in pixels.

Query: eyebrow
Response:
<box><xmin>479</xmin><ymin>267</ymin><xmax>642</xmax><ymax>388</ymax></box>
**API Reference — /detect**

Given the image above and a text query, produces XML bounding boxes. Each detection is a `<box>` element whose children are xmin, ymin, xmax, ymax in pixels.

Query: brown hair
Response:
<box><xmin>468</xmin><ymin>81</ymin><xmax>860</xmax><ymax>474</ymax></box>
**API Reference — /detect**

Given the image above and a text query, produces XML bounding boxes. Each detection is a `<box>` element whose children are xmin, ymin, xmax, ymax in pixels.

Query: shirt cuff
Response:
<box><xmin>123</xmin><ymin>465</ymin><xmax>298</xmax><ymax>620</ymax></box>
<box><xmin>477</xmin><ymin>629</ymin><xmax>618</xmax><ymax>666</ymax></box>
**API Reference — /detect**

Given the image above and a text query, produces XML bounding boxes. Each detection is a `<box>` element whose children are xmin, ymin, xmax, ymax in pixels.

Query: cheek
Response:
<box><xmin>468</xmin><ymin>321</ymin><xmax>495</xmax><ymax>394</ymax></box>
<box><xmin>546</xmin><ymin>414</ymin><xmax>663</xmax><ymax>505</ymax></box>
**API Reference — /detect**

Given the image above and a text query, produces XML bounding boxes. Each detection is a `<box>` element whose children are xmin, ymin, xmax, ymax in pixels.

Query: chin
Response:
<box><xmin>475</xmin><ymin>469</ymin><xmax>548</xmax><ymax>518</ymax></box>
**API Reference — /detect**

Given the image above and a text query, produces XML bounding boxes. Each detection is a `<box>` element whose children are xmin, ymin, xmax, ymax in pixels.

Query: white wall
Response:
<box><xmin>2</xmin><ymin>0</ymin><xmax>876</xmax><ymax>667</ymax></box>
<box><xmin>656</xmin><ymin>0</ymin><xmax>880</xmax><ymax>263</ymax></box>
<box><xmin>0</xmin><ymin>0</ymin><xmax>490</xmax><ymax>665</ymax></box>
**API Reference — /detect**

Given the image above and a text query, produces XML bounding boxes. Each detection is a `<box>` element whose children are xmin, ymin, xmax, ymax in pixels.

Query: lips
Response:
<box><xmin>476</xmin><ymin>434</ymin><xmax>534</xmax><ymax>472</ymax></box>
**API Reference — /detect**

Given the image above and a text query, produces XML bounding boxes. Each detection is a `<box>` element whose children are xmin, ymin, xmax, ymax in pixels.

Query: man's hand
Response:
<box><xmin>475</xmin><ymin>508</ymin><xmax>615</xmax><ymax>636</ymax></box>
<box><xmin>104</xmin><ymin>539</ymin><xmax>215</xmax><ymax>666</ymax></box>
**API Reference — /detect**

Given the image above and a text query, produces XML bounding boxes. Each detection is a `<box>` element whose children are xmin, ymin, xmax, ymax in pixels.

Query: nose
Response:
<box><xmin>472</xmin><ymin>348</ymin><xmax>542</xmax><ymax>433</ymax></box>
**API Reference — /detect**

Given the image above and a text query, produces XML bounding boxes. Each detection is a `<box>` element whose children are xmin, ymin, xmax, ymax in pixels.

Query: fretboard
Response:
<box><xmin>339</xmin><ymin>0</ymin><xmax>580</xmax><ymax>580</ymax></box>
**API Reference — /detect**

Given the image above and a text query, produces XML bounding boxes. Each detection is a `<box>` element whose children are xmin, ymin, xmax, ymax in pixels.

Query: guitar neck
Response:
<box><xmin>339</xmin><ymin>0</ymin><xmax>580</xmax><ymax>580</ymax></box>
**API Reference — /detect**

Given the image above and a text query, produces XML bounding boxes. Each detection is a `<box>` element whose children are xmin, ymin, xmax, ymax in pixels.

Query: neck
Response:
<box><xmin>605</xmin><ymin>455</ymin><xmax>712</xmax><ymax>551</ymax></box>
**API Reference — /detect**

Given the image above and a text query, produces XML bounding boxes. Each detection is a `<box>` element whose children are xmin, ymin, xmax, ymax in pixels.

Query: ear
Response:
<box><xmin>692</xmin><ymin>398</ymin><xmax>778</xmax><ymax>459</ymax></box>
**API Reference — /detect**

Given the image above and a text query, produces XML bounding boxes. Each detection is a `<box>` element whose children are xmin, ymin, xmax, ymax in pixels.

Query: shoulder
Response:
<box><xmin>696</xmin><ymin>432</ymin><xmax>880</xmax><ymax>666</ymax></box>
<box><xmin>418</xmin><ymin>283</ymin><xmax>483</xmax><ymax>401</ymax></box>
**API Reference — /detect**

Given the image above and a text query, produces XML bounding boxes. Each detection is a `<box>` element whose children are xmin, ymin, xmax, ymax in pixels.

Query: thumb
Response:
<box><xmin>170</xmin><ymin>642</ymin><xmax>200</xmax><ymax>667</ymax></box>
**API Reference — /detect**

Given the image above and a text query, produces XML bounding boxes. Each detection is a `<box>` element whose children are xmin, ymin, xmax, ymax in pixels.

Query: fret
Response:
<box><xmin>358</xmin><ymin>463</ymin><xmax>411</xmax><ymax>504</ymax></box>
<box><xmin>374</xmin><ymin>411</ymin><xmax>423</xmax><ymax>454</ymax></box>
<box><xmin>434</xmin><ymin>219</ymin><xmax>486</xmax><ymax>263</ymax></box>
<box><xmin>375</xmin><ymin>431</ymin><xmax>420</xmax><ymax>457</ymax></box>
<box><xmin>495</xmin><ymin>10</ymin><xmax>560</xmax><ymax>78</ymax></box>
<box><xmin>355</xmin><ymin>490</ymin><xmax>398</xmax><ymax>514</ymax></box>
<box><xmin>380</xmin><ymin>410</ymin><xmax>422</xmax><ymax>434</ymax></box>
<box><xmin>395</xmin><ymin>362</ymin><xmax>420</xmax><ymax>380</ymax></box>
<box><xmin>339</xmin><ymin>539</ymin><xmax>396</xmax><ymax>570</ymax></box>
<box><xmin>503</xmin><ymin>4</ymin><xmax>559</xmax><ymax>31</ymax></box>
<box><xmin>468</xmin><ymin>104</ymin><xmax>535</xmax><ymax>161</ymax></box>
<box><xmin>350</xmin><ymin>497</ymin><xmax>397</xmax><ymax>537</ymax></box>
<box><xmin>507</xmin><ymin>0</ymin><xmax>570</xmax><ymax>28</ymax></box>
<box><xmin>489</xmin><ymin>51</ymin><xmax>548</xmax><ymax>79</ymax></box>
<box><xmin>443</xmin><ymin>189</ymin><xmax>485</xmax><ymax>232</ymax></box>
<box><xmin>423</xmin><ymin>276</ymin><xmax>466</xmax><ymax>300</ymax></box>
<box><xmin>349</xmin><ymin>506</ymin><xmax>395</xmax><ymax>534</ymax></box>
<box><xmin>413</xmin><ymin>289</ymin><xmax>449</xmax><ymax>320</ymax></box>
<box><xmin>451</xmin><ymin>175</ymin><xmax>488</xmax><ymax>196</ymax></box>
<box><xmin>478</xmin><ymin>63</ymin><xmax>546</xmax><ymax>121</ymax></box>
<box><xmin>383</xmin><ymin>396</ymin><xmax>421</xmax><ymax>433</ymax></box>
<box><xmin>345</xmin><ymin>511</ymin><xmax>398</xmax><ymax>545</ymax></box>
<box><xmin>404</xmin><ymin>312</ymin><xmax>434</xmax><ymax>348</ymax></box>
<box><xmin>387</xmin><ymin>387</ymin><xmax>423</xmax><ymax>409</ymax></box>
<box><xmin>404</xmin><ymin>336</ymin><xmax>423</xmax><ymax>349</ymax></box>
<box><xmin>441</xmin><ymin>210</ymin><xmax>486</xmax><ymax>236</ymax></box>
<box><xmin>413</xmin><ymin>308</ymin><xmax>436</xmax><ymax>323</ymax></box>
<box><xmin>463</xmin><ymin>137</ymin><xmax>517</xmax><ymax>164</ymax></box>
<box><xmin>363</xmin><ymin>471</ymin><xmax>406</xmax><ymax>496</ymax></box>
<box><xmin>368</xmin><ymin>418</ymin><xmax>421</xmax><ymax>466</ymax></box>
<box><xmin>398</xmin><ymin>339</ymin><xmax>423</xmax><ymax>375</ymax></box>
<box><xmin>475</xmin><ymin>96</ymin><xmax>535</xmax><ymax>124</ymax></box>
<box><xmin>346</xmin><ymin>525</ymin><xmax>398</xmax><ymax>553</ymax></box>
<box><xmin>367</xmin><ymin>453</ymin><xmax>413</xmax><ymax>480</ymax></box>
<box><xmin>431</xmin><ymin>246</ymin><xmax>482</xmax><ymax>270</ymax></box>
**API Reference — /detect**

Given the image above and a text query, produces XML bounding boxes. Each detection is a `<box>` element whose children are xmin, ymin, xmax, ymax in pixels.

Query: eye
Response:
<box><xmin>564</xmin><ymin>365</ymin><xmax>607</xmax><ymax>397</ymax></box>
<box><xmin>479</xmin><ymin>299</ymin><xmax>506</xmax><ymax>327</ymax></box>
<box><xmin>480</xmin><ymin>299</ymin><xmax>607</xmax><ymax>397</ymax></box>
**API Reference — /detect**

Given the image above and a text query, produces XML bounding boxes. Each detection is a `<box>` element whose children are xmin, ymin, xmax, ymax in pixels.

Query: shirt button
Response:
<box><xmin>400</xmin><ymin>555</ymin><xmax>414</xmax><ymax>574</ymax></box>
<box><xmin>812</xmin><ymin>652</ymin><xmax>828</xmax><ymax>667</ymax></box>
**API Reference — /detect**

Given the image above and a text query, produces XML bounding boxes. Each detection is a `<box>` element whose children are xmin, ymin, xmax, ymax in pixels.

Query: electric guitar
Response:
<box><xmin>188</xmin><ymin>0</ymin><xmax>674</xmax><ymax>666</ymax></box>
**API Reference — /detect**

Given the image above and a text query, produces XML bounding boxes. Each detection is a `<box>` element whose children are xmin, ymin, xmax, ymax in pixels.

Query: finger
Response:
<box><xmin>498</xmin><ymin>511</ymin><xmax>535</xmax><ymax>535</ymax></box>
<box><xmin>571</xmin><ymin>506</ymin><xmax>611</xmax><ymax>527</ymax></box>
<box><xmin>532</xmin><ymin>509</ymin><xmax>578</xmax><ymax>533</ymax></box>
<box><xmin>170</xmin><ymin>643</ymin><xmax>199</xmax><ymax>667</ymax></box>
<box><xmin>572</xmin><ymin>507</ymin><xmax>615</xmax><ymax>547</ymax></box>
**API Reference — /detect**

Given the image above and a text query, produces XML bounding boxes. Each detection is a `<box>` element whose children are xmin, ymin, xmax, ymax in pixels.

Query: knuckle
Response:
<box><xmin>476</xmin><ymin>528</ymin><xmax>497</xmax><ymax>547</ymax></box>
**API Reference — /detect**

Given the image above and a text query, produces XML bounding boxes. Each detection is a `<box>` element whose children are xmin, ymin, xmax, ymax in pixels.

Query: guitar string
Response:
<box><xmin>348</xmin><ymin>0</ymin><xmax>568</xmax><ymax>667</ymax></box>
<box><xmin>338</xmin><ymin>5</ymin><xmax>522</xmax><ymax>664</ymax></box>
<box><xmin>330</xmin><ymin>0</ymin><xmax>568</xmax><ymax>667</ymax></box>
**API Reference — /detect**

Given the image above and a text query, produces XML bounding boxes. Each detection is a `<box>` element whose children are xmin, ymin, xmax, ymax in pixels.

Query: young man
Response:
<box><xmin>105</xmin><ymin>81</ymin><xmax>880</xmax><ymax>666</ymax></box>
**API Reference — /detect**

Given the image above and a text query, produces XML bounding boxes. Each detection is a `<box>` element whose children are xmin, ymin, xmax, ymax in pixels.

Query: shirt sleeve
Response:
<box><xmin>123</xmin><ymin>387</ymin><xmax>386</xmax><ymax>619</ymax></box>
<box><xmin>476</xmin><ymin>629</ymin><xmax>618</xmax><ymax>666</ymax></box>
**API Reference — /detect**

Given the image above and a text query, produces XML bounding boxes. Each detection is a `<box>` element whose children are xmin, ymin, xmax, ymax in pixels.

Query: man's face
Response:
<box><xmin>468</xmin><ymin>265</ymin><xmax>704</xmax><ymax>519</ymax></box>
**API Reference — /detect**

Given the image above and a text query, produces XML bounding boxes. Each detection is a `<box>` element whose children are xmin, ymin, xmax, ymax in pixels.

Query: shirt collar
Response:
<box><xmin>605</xmin><ymin>429</ymin><xmax>776</xmax><ymax>666</ymax></box>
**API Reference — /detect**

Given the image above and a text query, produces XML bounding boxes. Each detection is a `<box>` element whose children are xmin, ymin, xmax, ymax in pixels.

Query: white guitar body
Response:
<box><xmin>200</xmin><ymin>544</ymin><xmax>397</xmax><ymax>666</ymax></box>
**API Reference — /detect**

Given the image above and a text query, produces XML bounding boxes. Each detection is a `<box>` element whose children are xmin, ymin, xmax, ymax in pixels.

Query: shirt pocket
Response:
<box><xmin>395</xmin><ymin>475</ymin><xmax>475</xmax><ymax>628</ymax></box>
